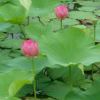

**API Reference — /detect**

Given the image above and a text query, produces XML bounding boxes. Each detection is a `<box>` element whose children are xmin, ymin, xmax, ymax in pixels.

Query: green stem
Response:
<box><xmin>31</xmin><ymin>58</ymin><xmax>37</xmax><ymax>100</ymax></box>
<box><xmin>61</xmin><ymin>20</ymin><xmax>63</xmax><ymax>29</ymax></box>
<box><xmin>37</xmin><ymin>16</ymin><xmax>45</xmax><ymax>26</ymax></box>
<box><xmin>69</xmin><ymin>66</ymin><xmax>72</xmax><ymax>87</ymax></box>
<box><xmin>19</xmin><ymin>24</ymin><xmax>26</xmax><ymax>39</ymax></box>
<box><xmin>27</xmin><ymin>16</ymin><xmax>30</xmax><ymax>25</ymax></box>
<box><xmin>91</xmin><ymin>65</ymin><xmax>94</xmax><ymax>81</ymax></box>
<box><xmin>93</xmin><ymin>23</ymin><xmax>96</xmax><ymax>43</ymax></box>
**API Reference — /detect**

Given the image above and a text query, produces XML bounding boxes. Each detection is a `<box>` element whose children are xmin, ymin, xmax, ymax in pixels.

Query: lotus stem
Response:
<box><xmin>32</xmin><ymin>58</ymin><xmax>37</xmax><ymax>100</ymax></box>
<box><xmin>61</xmin><ymin>20</ymin><xmax>63</xmax><ymax>29</ymax></box>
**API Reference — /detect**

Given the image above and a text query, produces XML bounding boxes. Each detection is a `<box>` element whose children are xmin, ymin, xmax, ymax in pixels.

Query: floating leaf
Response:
<box><xmin>9</xmin><ymin>80</ymin><xmax>32</xmax><ymax>96</ymax></box>
<box><xmin>40</xmin><ymin>27</ymin><xmax>100</xmax><ymax>66</ymax></box>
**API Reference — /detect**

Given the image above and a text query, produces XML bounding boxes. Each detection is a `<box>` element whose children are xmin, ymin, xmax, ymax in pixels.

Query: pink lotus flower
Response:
<box><xmin>54</xmin><ymin>5</ymin><xmax>68</xmax><ymax>20</ymax></box>
<box><xmin>21</xmin><ymin>39</ymin><xmax>39</xmax><ymax>57</ymax></box>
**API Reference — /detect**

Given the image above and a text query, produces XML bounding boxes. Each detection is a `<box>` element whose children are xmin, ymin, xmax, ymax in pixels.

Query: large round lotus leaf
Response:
<box><xmin>0</xmin><ymin>69</ymin><xmax>32</xmax><ymax>96</ymax></box>
<box><xmin>40</xmin><ymin>27</ymin><xmax>100</xmax><ymax>66</ymax></box>
<box><xmin>0</xmin><ymin>0</ymin><xmax>31</xmax><ymax>24</ymax></box>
